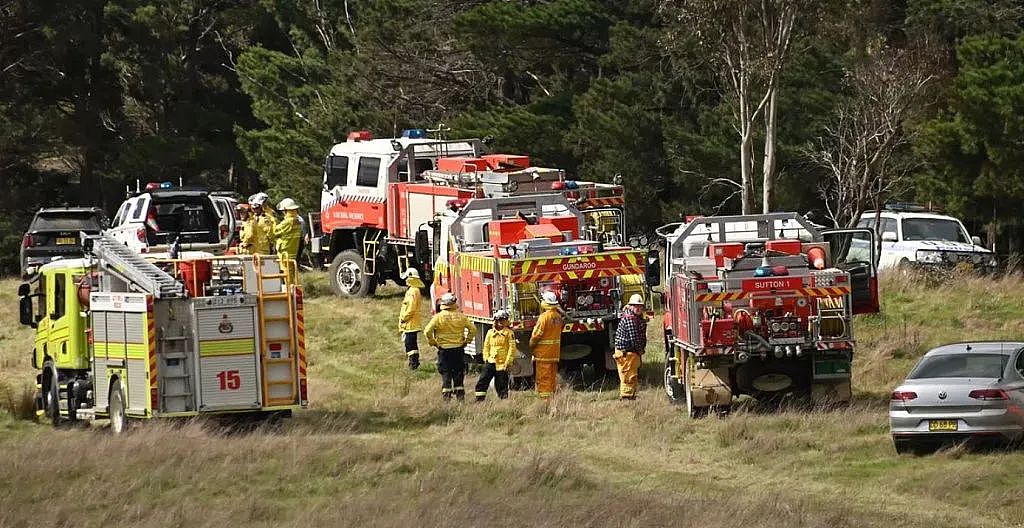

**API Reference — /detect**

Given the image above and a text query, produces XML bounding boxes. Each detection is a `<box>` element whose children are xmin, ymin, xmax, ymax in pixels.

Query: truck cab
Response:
<box><xmin>19</xmin><ymin>260</ymin><xmax>92</xmax><ymax>423</ymax></box>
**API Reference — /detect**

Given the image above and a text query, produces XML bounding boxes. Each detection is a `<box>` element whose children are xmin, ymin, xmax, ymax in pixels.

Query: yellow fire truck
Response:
<box><xmin>18</xmin><ymin>233</ymin><xmax>308</xmax><ymax>432</ymax></box>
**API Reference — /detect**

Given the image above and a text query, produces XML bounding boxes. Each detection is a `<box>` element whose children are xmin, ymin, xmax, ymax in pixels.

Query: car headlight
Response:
<box><xmin>915</xmin><ymin>250</ymin><xmax>943</xmax><ymax>264</ymax></box>
<box><xmin>577</xmin><ymin>294</ymin><xmax>593</xmax><ymax>307</ymax></box>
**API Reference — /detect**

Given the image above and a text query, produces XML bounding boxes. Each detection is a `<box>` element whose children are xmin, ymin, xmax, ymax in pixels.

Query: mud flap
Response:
<box><xmin>811</xmin><ymin>380</ymin><xmax>852</xmax><ymax>405</ymax></box>
<box><xmin>689</xmin><ymin>367</ymin><xmax>732</xmax><ymax>408</ymax></box>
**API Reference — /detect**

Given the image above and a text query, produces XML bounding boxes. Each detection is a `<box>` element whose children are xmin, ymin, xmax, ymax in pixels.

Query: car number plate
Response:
<box><xmin>56</xmin><ymin>237</ymin><xmax>77</xmax><ymax>245</ymax></box>
<box><xmin>928</xmin><ymin>419</ymin><xmax>958</xmax><ymax>432</ymax></box>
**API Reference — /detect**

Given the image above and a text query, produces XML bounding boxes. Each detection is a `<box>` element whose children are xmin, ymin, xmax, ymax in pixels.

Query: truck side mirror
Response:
<box><xmin>645</xmin><ymin>249</ymin><xmax>661</xmax><ymax>287</ymax></box>
<box><xmin>971</xmin><ymin>235</ymin><xmax>982</xmax><ymax>246</ymax></box>
<box><xmin>415</xmin><ymin>229</ymin><xmax>430</xmax><ymax>267</ymax></box>
<box><xmin>18</xmin><ymin>283</ymin><xmax>30</xmax><ymax>296</ymax></box>
<box><xmin>19</xmin><ymin>295</ymin><xmax>35</xmax><ymax>328</ymax></box>
<box><xmin>881</xmin><ymin>231</ymin><xmax>898</xmax><ymax>242</ymax></box>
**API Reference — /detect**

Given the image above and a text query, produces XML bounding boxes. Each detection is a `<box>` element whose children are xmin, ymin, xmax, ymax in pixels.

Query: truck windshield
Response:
<box><xmin>901</xmin><ymin>219</ymin><xmax>968</xmax><ymax>243</ymax></box>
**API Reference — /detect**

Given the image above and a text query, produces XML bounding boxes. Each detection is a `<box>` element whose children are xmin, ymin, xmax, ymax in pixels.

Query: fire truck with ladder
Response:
<box><xmin>656</xmin><ymin>213</ymin><xmax>880</xmax><ymax>417</ymax></box>
<box><xmin>316</xmin><ymin>129</ymin><xmax>629</xmax><ymax>296</ymax></box>
<box><xmin>429</xmin><ymin>193</ymin><xmax>658</xmax><ymax>378</ymax></box>
<box><xmin>18</xmin><ymin>233</ymin><xmax>308</xmax><ymax>432</ymax></box>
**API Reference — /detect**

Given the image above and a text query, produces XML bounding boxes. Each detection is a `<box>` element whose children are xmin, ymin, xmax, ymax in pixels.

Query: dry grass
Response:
<box><xmin>1</xmin><ymin>273</ymin><xmax>1023</xmax><ymax>527</ymax></box>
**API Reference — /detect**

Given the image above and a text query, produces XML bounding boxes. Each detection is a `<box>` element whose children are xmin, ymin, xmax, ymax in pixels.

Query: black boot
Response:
<box><xmin>408</xmin><ymin>352</ymin><xmax>420</xmax><ymax>370</ymax></box>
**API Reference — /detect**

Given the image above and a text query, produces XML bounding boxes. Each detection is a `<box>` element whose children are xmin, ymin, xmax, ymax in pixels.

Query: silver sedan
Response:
<box><xmin>890</xmin><ymin>341</ymin><xmax>1024</xmax><ymax>454</ymax></box>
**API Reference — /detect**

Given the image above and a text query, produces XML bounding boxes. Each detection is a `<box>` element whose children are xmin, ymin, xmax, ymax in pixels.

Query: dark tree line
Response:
<box><xmin>1</xmin><ymin>0</ymin><xmax>1022</xmax><ymax>273</ymax></box>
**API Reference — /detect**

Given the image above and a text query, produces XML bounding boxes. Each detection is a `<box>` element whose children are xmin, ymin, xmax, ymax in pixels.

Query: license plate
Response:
<box><xmin>56</xmin><ymin>237</ymin><xmax>77</xmax><ymax>245</ymax></box>
<box><xmin>928</xmin><ymin>419</ymin><xmax>958</xmax><ymax>432</ymax></box>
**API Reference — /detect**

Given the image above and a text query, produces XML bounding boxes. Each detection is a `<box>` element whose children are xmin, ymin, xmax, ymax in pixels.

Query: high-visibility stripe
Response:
<box><xmin>798</xmin><ymin>286</ymin><xmax>851</xmax><ymax>297</ymax></box>
<box><xmin>533</xmin><ymin>358</ymin><xmax>558</xmax><ymax>363</ymax></box>
<box><xmin>147</xmin><ymin>295</ymin><xmax>158</xmax><ymax>412</ymax></box>
<box><xmin>694</xmin><ymin>292</ymin><xmax>746</xmax><ymax>302</ymax></box>
<box><xmin>536</xmin><ymin>339</ymin><xmax>560</xmax><ymax>345</ymax></box>
<box><xmin>199</xmin><ymin>338</ymin><xmax>257</xmax><ymax>357</ymax></box>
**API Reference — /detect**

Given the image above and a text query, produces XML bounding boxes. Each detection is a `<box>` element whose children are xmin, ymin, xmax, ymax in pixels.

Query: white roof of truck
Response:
<box><xmin>328</xmin><ymin>137</ymin><xmax>477</xmax><ymax>158</ymax></box>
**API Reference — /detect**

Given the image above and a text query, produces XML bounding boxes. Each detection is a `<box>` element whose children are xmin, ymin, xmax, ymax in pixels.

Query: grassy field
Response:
<box><xmin>1</xmin><ymin>272</ymin><xmax>1023</xmax><ymax>527</ymax></box>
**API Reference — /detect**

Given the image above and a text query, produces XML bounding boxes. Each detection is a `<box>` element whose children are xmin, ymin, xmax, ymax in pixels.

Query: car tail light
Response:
<box><xmin>969</xmin><ymin>389</ymin><xmax>1008</xmax><ymax>400</ymax></box>
<box><xmin>891</xmin><ymin>391</ymin><xmax>918</xmax><ymax>401</ymax></box>
<box><xmin>136</xmin><ymin>228</ymin><xmax>147</xmax><ymax>243</ymax></box>
<box><xmin>22</xmin><ymin>234</ymin><xmax>33</xmax><ymax>248</ymax></box>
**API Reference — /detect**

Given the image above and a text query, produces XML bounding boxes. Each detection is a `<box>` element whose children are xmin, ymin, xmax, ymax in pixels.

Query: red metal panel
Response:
<box><xmin>538</xmin><ymin>216</ymin><xmax>579</xmax><ymax>240</ymax></box>
<box><xmin>482</xmin><ymin>154</ymin><xmax>530</xmax><ymax>169</ymax></box>
<box><xmin>766</xmin><ymin>239</ymin><xmax>802</xmax><ymax>255</ymax></box>
<box><xmin>438</xmin><ymin>157</ymin><xmax>491</xmax><ymax>173</ymax></box>
<box><xmin>523</xmin><ymin>223</ymin><xmax>564</xmax><ymax>242</ymax></box>
<box><xmin>708</xmin><ymin>243</ymin><xmax>744</xmax><ymax>267</ymax></box>
<box><xmin>488</xmin><ymin>219</ymin><xmax>527</xmax><ymax>245</ymax></box>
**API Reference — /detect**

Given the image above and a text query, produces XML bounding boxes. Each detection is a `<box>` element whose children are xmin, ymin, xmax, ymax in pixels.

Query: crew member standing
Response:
<box><xmin>249</xmin><ymin>192</ymin><xmax>277</xmax><ymax>254</ymax></box>
<box><xmin>398</xmin><ymin>269</ymin><xmax>425</xmax><ymax>370</ymax></box>
<box><xmin>424</xmin><ymin>293</ymin><xmax>476</xmax><ymax>401</ymax></box>
<box><xmin>273</xmin><ymin>198</ymin><xmax>302</xmax><ymax>283</ymax></box>
<box><xmin>530</xmin><ymin>291</ymin><xmax>563</xmax><ymax>399</ymax></box>
<box><xmin>474</xmin><ymin>310</ymin><xmax>517</xmax><ymax>401</ymax></box>
<box><xmin>614</xmin><ymin>294</ymin><xmax>648</xmax><ymax>400</ymax></box>
<box><xmin>235</xmin><ymin>203</ymin><xmax>264</xmax><ymax>255</ymax></box>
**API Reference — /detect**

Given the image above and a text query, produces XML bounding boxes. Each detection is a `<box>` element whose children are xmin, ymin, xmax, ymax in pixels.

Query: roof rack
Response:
<box><xmin>883</xmin><ymin>202</ymin><xmax>944</xmax><ymax>213</ymax></box>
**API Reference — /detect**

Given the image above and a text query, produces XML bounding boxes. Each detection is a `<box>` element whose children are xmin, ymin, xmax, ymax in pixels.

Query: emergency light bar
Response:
<box><xmin>402</xmin><ymin>128</ymin><xmax>427</xmax><ymax>139</ymax></box>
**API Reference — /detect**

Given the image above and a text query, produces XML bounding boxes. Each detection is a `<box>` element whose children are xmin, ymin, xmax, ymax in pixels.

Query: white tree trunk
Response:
<box><xmin>761</xmin><ymin>88</ymin><xmax>778</xmax><ymax>213</ymax></box>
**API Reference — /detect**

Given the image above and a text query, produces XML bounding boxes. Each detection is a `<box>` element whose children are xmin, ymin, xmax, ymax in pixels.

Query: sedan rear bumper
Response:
<box><xmin>890</xmin><ymin>409</ymin><xmax>1023</xmax><ymax>441</ymax></box>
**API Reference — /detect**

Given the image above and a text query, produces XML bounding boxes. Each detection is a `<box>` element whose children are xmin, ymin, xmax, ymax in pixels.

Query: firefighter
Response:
<box><xmin>398</xmin><ymin>268</ymin><xmax>425</xmax><ymax>370</ymax></box>
<box><xmin>474</xmin><ymin>309</ymin><xmax>517</xmax><ymax>401</ymax></box>
<box><xmin>424</xmin><ymin>292</ymin><xmax>476</xmax><ymax>401</ymax></box>
<box><xmin>273</xmin><ymin>198</ymin><xmax>302</xmax><ymax>283</ymax></box>
<box><xmin>614</xmin><ymin>294</ymin><xmax>648</xmax><ymax>400</ymax></box>
<box><xmin>530</xmin><ymin>291</ymin><xmax>563</xmax><ymax>399</ymax></box>
<box><xmin>249</xmin><ymin>192</ymin><xmax>277</xmax><ymax>254</ymax></box>
<box><xmin>235</xmin><ymin>203</ymin><xmax>263</xmax><ymax>255</ymax></box>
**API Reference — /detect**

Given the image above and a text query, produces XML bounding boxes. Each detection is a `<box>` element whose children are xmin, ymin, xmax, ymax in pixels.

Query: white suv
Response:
<box><xmin>856</xmin><ymin>207</ymin><xmax>997</xmax><ymax>271</ymax></box>
<box><xmin>107</xmin><ymin>186</ymin><xmax>225</xmax><ymax>254</ymax></box>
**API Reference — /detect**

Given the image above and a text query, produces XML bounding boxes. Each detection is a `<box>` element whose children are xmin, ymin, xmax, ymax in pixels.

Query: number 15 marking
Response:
<box><xmin>216</xmin><ymin>370</ymin><xmax>241</xmax><ymax>390</ymax></box>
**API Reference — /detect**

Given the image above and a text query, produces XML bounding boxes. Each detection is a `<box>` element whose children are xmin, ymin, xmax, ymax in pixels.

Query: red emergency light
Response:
<box><xmin>347</xmin><ymin>130</ymin><xmax>373</xmax><ymax>142</ymax></box>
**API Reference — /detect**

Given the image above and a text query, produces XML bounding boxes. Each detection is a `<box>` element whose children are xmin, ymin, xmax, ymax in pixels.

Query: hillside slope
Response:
<box><xmin>0</xmin><ymin>273</ymin><xmax>1022</xmax><ymax>527</ymax></box>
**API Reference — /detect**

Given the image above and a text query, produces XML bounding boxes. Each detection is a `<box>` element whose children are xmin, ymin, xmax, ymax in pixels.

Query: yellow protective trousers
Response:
<box><xmin>614</xmin><ymin>350</ymin><xmax>641</xmax><ymax>398</ymax></box>
<box><xmin>534</xmin><ymin>359</ymin><xmax>558</xmax><ymax>399</ymax></box>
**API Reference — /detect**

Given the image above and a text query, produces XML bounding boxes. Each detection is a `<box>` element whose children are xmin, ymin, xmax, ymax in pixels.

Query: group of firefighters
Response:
<box><xmin>233</xmin><ymin>192</ymin><xmax>305</xmax><ymax>280</ymax></box>
<box><xmin>398</xmin><ymin>269</ymin><xmax>649</xmax><ymax>401</ymax></box>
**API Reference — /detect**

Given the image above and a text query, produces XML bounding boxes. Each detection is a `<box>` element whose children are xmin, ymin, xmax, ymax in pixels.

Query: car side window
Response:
<box><xmin>52</xmin><ymin>274</ymin><xmax>66</xmax><ymax>320</ymax></box>
<box><xmin>112</xmin><ymin>202</ymin><xmax>128</xmax><ymax>226</ymax></box>
<box><xmin>1015</xmin><ymin>350</ymin><xmax>1024</xmax><ymax>378</ymax></box>
<box><xmin>325</xmin><ymin>155</ymin><xmax>349</xmax><ymax>189</ymax></box>
<box><xmin>131</xmin><ymin>198</ymin><xmax>147</xmax><ymax>221</ymax></box>
<box><xmin>882</xmin><ymin>218</ymin><xmax>897</xmax><ymax>238</ymax></box>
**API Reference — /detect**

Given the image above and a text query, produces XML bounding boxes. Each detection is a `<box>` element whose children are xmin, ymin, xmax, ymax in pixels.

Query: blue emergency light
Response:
<box><xmin>402</xmin><ymin>129</ymin><xmax>427</xmax><ymax>139</ymax></box>
<box><xmin>564</xmin><ymin>180</ymin><xmax>579</xmax><ymax>190</ymax></box>
<box><xmin>754</xmin><ymin>266</ymin><xmax>773</xmax><ymax>277</ymax></box>
<box><xmin>160</xmin><ymin>181</ymin><xmax>173</xmax><ymax>188</ymax></box>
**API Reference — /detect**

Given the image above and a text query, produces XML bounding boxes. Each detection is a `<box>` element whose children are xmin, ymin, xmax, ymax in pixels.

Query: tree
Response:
<box><xmin>811</xmin><ymin>43</ymin><xmax>937</xmax><ymax>229</ymax></box>
<box><xmin>661</xmin><ymin>0</ymin><xmax>802</xmax><ymax>213</ymax></box>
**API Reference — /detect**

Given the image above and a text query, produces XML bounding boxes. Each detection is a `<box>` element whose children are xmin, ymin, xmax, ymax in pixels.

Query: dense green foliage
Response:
<box><xmin>2</xmin><ymin>0</ymin><xmax>1023</xmax><ymax>273</ymax></box>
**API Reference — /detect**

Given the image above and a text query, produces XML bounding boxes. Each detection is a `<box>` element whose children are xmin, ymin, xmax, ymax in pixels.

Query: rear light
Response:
<box><xmin>835</xmin><ymin>275</ymin><xmax>848</xmax><ymax>283</ymax></box>
<box><xmin>22</xmin><ymin>234</ymin><xmax>33</xmax><ymax>248</ymax></box>
<box><xmin>136</xmin><ymin>228</ymin><xmax>147</xmax><ymax>243</ymax></box>
<box><xmin>269</xmin><ymin>343</ymin><xmax>282</xmax><ymax>351</ymax></box>
<box><xmin>969</xmin><ymin>389</ymin><xmax>1009</xmax><ymax>400</ymax></box>
<box><xmin>891</xmin><ymin>391</ymin><xmax>918</xmax><ymax>401</ymax></box>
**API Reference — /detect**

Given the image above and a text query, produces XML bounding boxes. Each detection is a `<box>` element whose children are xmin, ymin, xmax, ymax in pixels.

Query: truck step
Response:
<box><xmin>161</xmin><ymin>353</ymin><xmax>189</xmax><ymax>360</ymax></box>
<box><xmin>264</xmin><ymin>358</ymin><xmax>293</xmax><ymax>364</ymax></box>
<box><xmin>161</xmin><ymin>392</ymin><xmax>193</xmax><ymax>398</ymax></box>
<box><xmin>160</xmin><ymin>374</ymin><xmax>192</xmax><ymax>380</ymax></box>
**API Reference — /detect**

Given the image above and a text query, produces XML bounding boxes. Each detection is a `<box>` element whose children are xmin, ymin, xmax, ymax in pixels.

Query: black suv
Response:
<box><xmin>20</xmin><ymin>207</ymin><xmax>108</xmax><ymax>277</ymax></box>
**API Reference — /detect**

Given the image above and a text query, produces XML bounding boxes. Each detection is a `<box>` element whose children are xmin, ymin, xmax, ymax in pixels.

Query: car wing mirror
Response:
<box><xmin>881</xmin><ymin>231</ymin><xmax>898</xmax><ymax>242</ymax></box>
<box><xmin>971</xmin><ymin>235</ymin><xmax>982</xmax><ymax>246</ymax></box>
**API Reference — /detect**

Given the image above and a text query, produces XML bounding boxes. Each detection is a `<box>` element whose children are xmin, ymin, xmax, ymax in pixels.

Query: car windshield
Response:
<box><xmin>908</xmin><ymin>353</ymin><xmax>1008</xmax><ymax>379</ymax></box>
<box><xmin>32</xmin><ymin>212</ymin><xmax>102</xmax><ymax>231</ymax></box>
<box><xmin>901</xmin><ymin>218</ymin><xmax>968</xmax><ymax>243</ymax></box>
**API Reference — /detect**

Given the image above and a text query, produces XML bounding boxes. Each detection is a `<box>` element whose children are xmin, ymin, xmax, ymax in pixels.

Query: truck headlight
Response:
<box><xmin>915</xmin><ymin>250</ymin><xmax>943</xmax><ymax>264</ymax></box>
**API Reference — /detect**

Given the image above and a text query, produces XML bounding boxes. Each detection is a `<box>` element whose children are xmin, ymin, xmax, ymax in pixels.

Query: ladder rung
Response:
<box><xmin>161</xmin><ymin>392</ymin><xmax>193</xmax><ymax>398</ymax></box>
<box><xmin>261</xmin><ymin>293</ymin><xmax>289</xmax><ymax>300</ymax></box>
<box><xmin>263</xmin><ymin>316</ymin><xmax>291</xmax><ymax>322</ymax></box>
<box><xmin>267</xmin><ymin>380</ymin><xmax>295</xmax><ymax>385</ymax></box>
<box><xmin>161</xmin><ymin>336</ymin><xmax>189</xmax><ymax>342</ymax></box>
<box><xmin>161</xmin><ymin>374</ymin><xmax>191</xmax><ymax>380</ymax></box>
<box><xmin>265</xmin><ymin>358</ymin><xmax>293</xmax><ymax>364</ymax></box>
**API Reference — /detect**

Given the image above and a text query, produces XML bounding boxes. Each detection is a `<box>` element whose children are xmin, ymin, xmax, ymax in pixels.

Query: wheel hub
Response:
<box><xmin>336</xmin><ymin>261</ymin><xmax>362</xmax><ymax>292</ymax></box>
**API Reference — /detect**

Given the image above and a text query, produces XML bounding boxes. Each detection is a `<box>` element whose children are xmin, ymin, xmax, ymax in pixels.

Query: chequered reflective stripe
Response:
<box><xmin>459</xmin><ymin>254</ymin><xmax>495</xmax><ymax>273</ymax></box>
<box><xmin>816</xmin><ymin>341</ymin><xmax>854</xmax><ymax>350</ymax></box>
<box><xmin>296</xmin><ymin>291</ymin><xmax>307</xmax><ymax>379</ymax></box>
<box><xmin>510</xmin><ymin>252</ymin><xmax>644</xmax><ymax>283</ymax></box>
<box><xmin>320</xmin><ymin>193</ymin><xmax>386</xmax><ymax>211</ymax></box>
<box><xmin>798</xmin><ymin>286</ymin><xmax>851</xmax><ymax>297</ymax></box>
<box><xmin>146</xmin><ymin>296</ymin><xmax>158</xmax><ymax>411</ymax></box>
<box><xmin>562</xmin><ymin>320</ymin><xmax>605</xmax><ymax>332</ymax></box>
<box><xmin>694</xmin><ymin>291</ymin><xmax>747</xmax><ymax>302</ymax></box>
<box><xmin>576</xmin><ymin>196</ymin><xmax>625</xmax><ymax>209</ymax></box>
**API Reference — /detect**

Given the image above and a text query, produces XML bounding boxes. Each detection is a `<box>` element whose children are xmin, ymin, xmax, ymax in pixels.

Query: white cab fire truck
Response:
<box><xmin>430</xmin><ymin>193</ymin><xmax>658</xmax><ymax>377</ymax></box>
<box><xmin>18</xmin><ymin>233</ymin><xmax>308</xmax><ymax>432</ymax></box>
<box><xmin>657</xmin><ymin>213</ymin><xmax>879</xmax><ymax>417</ymax></box>
<box><xmin>316</xmin><ymin>129</ymin><xmax>628</xmax><ymax>296</ymax></box>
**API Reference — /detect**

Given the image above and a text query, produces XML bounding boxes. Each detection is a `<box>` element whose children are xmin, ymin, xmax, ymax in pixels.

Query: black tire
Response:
<box><xmin>329</xmin><ymin>250</ymin><xmax>377</xmax><ymax>297</ymax></box>
<box><xmin>109</xmin><ymin>379</ymin><xmax>127</xmax><ymax>435</ymax></box>
<box><xmin>42</xmin><ymin>364</ymin><xmax>60</xmax><ymax>427</ymax></box>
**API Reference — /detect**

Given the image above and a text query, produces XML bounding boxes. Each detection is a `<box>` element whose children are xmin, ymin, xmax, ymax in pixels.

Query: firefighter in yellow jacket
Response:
<box><xmin>235</xmin><ymin>203</ymin><xmax>266</xmax><ymax>255</ymax></box>
<box><xmin>530</xmin><ymin>291</ymin><xmax>563</xmax><ymax>399</ymax></box>
<box><xmin>474</xmin><ymin>310</ymin><xmax>517</xmax><ymax>401</ymax></box>
<box><xmin>398</xmin><ymin>268</ymin><xmax>425</xmax><ymax>370</ymax></box>
<box><xmin>424</xmin><ymin>293</ymin><xmax>476</xmax><ymax>401</ymax></box>
<box><xmin>249</xmin><ymin>192</ymin><xmax>277</xmax><ymax>254</ymax></box>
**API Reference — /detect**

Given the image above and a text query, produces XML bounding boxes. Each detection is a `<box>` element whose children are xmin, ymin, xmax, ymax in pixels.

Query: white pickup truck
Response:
<box><xmin>855</xmin><ymin>208</ymin><xmax>997</xmax><ymax>272</ymax></box>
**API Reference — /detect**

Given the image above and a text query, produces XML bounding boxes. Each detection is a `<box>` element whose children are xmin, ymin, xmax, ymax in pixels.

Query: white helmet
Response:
<box><xmin>627</xmin><ymin>294</ymin><xmax>644</xmax><ymax>306</ymax></box>
<box><xmin>249</xmin><ymin>192</ymin><xmax>269</xmax><ymax>206</ymax></box>
<box><xmin>402</xmin><ymin>268</ymin><xmax>420</xmax><ymax>279</ymax></box>
<box><xmin>277</xmin><ymin>197</ymin><xmax>300</xmax><ymax>211</ymax></box>
<box><xmin>493</xmin><ymin>309</ymin><xmax>509</xmax><ymax>320</ymax></box>
<box><xmin>439</xmin><ymin>292</ymin><xmax>457</xmax><ymax>305</ymax></box>
<box><xmin>541</xmin><ymin>291</ymin><xmax>559</xmax><ymax>305</ymax></box>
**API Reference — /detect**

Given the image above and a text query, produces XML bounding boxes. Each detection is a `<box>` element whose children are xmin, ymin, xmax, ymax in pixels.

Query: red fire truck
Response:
<box><xmin>316</xmin><ymin>129</ymin><xmax>628</xmax><ymax>296</ymax></box>
<box><xmin>429</xmin><ymin>193</ymin><xmax>657</xmax><ymax>377</ymax></box>
<box><xmin>656</xmin><ymin>213</ymin><xmax>879</xmax><ymax>417</ymax></box>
